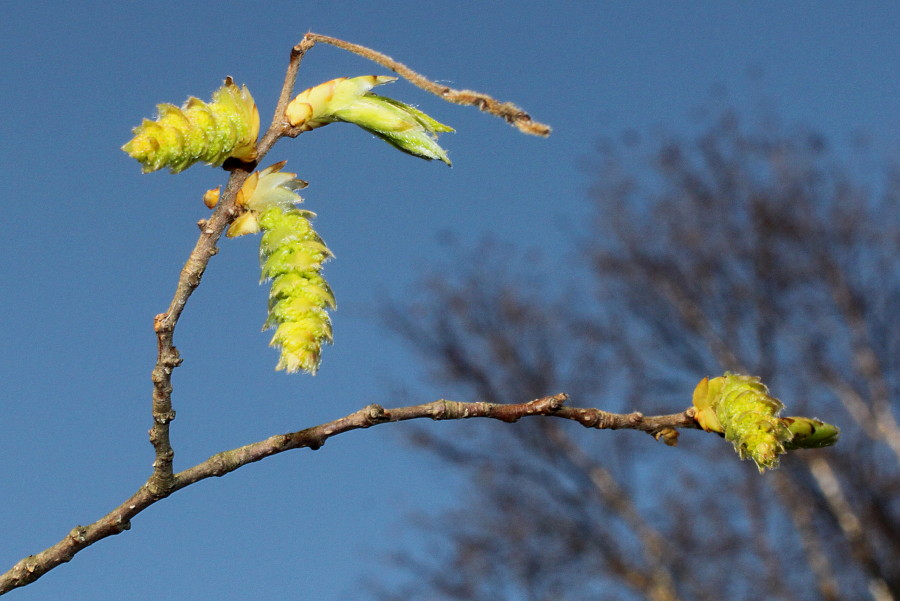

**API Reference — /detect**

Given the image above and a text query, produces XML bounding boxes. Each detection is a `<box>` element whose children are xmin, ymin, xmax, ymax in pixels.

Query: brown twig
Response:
<box><xmin>147</xmin><ymin>168</ymin><xmax>250</xmax><ymax>494</ymax></box>
<box><xmin>144</xmin><ymin>34</ymin><xmax>325</xmax><ymax>495</ymax></box>
<box><xmin>255</xmin><ymin>36</ymin><xmax>318</xmax><ymax>155</ymax></box>
<box><xmin>300</xmin><ymin>33</ymin><xmax>552</xmax><ymax>137</ymax></box>
<box><xmin>0</xmin><ymin>395</ymin><xmax>698</xmax><ymax>594</ymax></box>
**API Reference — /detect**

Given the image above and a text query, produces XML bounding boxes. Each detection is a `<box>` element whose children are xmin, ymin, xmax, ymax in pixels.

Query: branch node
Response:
<box><xmin>571</xmin><ymin>408</ymin><xmax>605</xmax><ymax>428</ymax></box>
<box><xmin>544</xmin><ymin>393</ymin><xmax>568</xmax><ymax>411</ymax></box>
<box><xmin>146</xmin><ymin>473</ymin><xmax>176</xmax><ymax>498</ymax></box>
<box><xmin>627</xmin><ymin>411</ymin><xmax>644</xmax><ymax>426</ymax></box>
<box><xmin>153</xmin><ymin>410</ymin><xmax>176</xmax><ymax>425</ymax></box>
<box><xmin>23</xmin><ymin>556</ymin><xmax>37</xmax><ymax>573</ymax></box>
<box><xmin>152</xmin><ymin>313</ymin><xmax>168</xmax><ymax>334</ymax></box>
<box><xmin>68</xmin><ymin>526</ymin><xmax>88</xmax><ymax>544</ymax></box>
<box><xmin>362</xmin><ymin>403</ymin><xmax>388</xmax><ymax>424</ymax></box>
<box><xmin>428</xmin><ymin>399</ymin><xmax>450</xmax><ymax>419</ymax></box>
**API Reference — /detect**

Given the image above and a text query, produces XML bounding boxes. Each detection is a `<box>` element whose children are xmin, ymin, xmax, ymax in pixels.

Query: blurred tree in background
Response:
<box><xmin>377</xmin><ymin>108</ymin><xmax>899</xmax><ymax>601</ymax></box>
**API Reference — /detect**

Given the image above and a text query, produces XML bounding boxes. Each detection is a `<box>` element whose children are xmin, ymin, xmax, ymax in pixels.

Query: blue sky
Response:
<box><xmin>1</xmin><ymin>2</ymin><xmax>898</xmax><ymax>599</ymax></box>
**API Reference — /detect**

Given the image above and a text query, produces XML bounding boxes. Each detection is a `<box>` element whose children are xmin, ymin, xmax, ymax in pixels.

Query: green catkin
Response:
<box><xmin>122</xmin><ymin>78</ymin><xmax>259</xmax><ymax>173</ymax></box>
<box><xmin>714</xmin><ymin>374</ymin><xmax>792</xmax><ymax>471</ymax></box>
<box><xmin>257</xmin><ymin>206</ymin><xmax>335</xmax><ymax>374</ymax></box>
<box><xmin>692</xmin><ymin>373</ymin><xmax>840</xmax><ymax>471</ymax></box>
<box><xmin>226</xmin><ymin>162</ymin><xmax>334</xmax><ymax>374</ymax></box>
<box><xmin>692</xmin><ymin>373</ymin><xmax>841</xmax><ymax>471</ymax></box>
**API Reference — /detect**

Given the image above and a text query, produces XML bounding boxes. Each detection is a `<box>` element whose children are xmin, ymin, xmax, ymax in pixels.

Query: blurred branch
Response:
<box><xmin>769</xmin><ymin>469</ymin><xmax>841</xmax><ymax>601</ymax></box>
<box><xmin>378</xmin><ymin>111</ymin><xmax>896</xmax><ymax>600</ymax></box>
<box><xmin>818</xmin><ymin>364</ymin><xmax>900</xmax><ymax>464</ymax></box>
<box><xmin>807</xmin><ymin>457</ymin><xmax>896</xmax><ymax>601</ymax></box>
<box><xmin>544</xmin><ymin>424</ymin><xmax>681</xmax><ymax>601</ymax></box>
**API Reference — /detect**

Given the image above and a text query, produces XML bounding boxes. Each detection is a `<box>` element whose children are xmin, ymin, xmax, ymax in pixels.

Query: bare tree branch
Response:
<box><xmin>299</xmin><ymin>33</ymin><xmax>551</xmax><ymax>137</ymax></box>
<box><xmin>0</xmin><ymin>394</ymin><xmax>703</xmax><ymax>594</ymax></box>
<box><xmin>769</xmin><ymin>468</ymin><xmax>842</xmax><ymax>601</ymax></box>
<box><xmin>544</xmin><ymin>424</ymin><xmax>681</xmax><ymax>601</ymax></box>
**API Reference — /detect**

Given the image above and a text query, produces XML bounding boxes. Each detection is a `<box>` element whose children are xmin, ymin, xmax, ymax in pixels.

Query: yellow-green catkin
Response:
<box><xmin>693</xmin><ymin>374</ymin><xmax>839</xmax><ymax>471</ymax></box>
<box><xmin>122</xmin><ymin>78</ymin><xmax>259</xmax><ymax>173</ymax></box>
<box><xmin>227</xmin><ymin>163</ymin><xmax>334</xmax><ymax>374</ymax></box>
<box><xmin>258</xmin><ymin>206</ymin><xmax>335</xmax><ymax>374</ymax></box>
<box><xmin>693</xmin><ymin>373</ymin><xmax>793</xmax><ymax>472</ymax></box>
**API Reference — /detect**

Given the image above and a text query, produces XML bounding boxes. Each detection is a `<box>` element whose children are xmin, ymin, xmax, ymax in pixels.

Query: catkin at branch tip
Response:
<box><xmin>692</xmin><ymin>373</ymin><xmax>837</xmax><ymax>472</ymax></box>
<box><xmin>715</xmin><ymin>374</ymin><xmax>791</xmax><ymax>471</ymax></box>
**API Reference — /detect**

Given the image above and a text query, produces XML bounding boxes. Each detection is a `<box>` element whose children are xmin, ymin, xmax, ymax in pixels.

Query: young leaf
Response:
<box><xmin>286</xmin><ymin>75</ymin><xmax>453</xmax><ymax>164</ymax></box>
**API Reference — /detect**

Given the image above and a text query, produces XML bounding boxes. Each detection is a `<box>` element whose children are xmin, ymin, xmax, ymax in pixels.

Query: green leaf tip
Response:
<box><xmin>692</xmin><ymin>373</ymin><xmax>839</xmax><ymax>472</ymax></box>
<box><xmin>286</xmin><ymin>75</ymin><xmax>453</xmax><ymax>165</ymax></box>
<box><xmin>123</xmin><ymin>77</ymin><xmax>260</xmax><ymax>173</ymax></box>
<box><xmin>228</xmin><ymin>163</ymin><xmax>334</xmax><ymax>375</ymax></box>
<box><xmin>782</xmin><ymin>417</ymin><xmax>840</xmax><ymax>450</ymax></box>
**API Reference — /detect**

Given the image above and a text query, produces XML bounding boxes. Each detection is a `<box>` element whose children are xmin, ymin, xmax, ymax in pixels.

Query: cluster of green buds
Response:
<box><xmin>122</xmin><ymin>78</ymin><xmax>259</xmax><ymax>173</ymax></box>
<box><xmin>227</xmin><ymin>163</ymin><xmax>335</xmax><ymax>374</ymax></box>
<box><xmin>692</xmin><ymin>373</ymin><xmax>839</xmax><ymax>472</ymax></box>
<box><xmin>285</xmin><ymin>75</ymin><xmax>453</xmax><ymax>165</ymax></box>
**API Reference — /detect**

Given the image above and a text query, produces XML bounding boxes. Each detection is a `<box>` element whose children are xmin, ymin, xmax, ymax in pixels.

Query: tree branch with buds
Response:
<box><xmin>0</xmin><ymin>32</ymin><xmax>837</xmax><ymax>597</ymax></box>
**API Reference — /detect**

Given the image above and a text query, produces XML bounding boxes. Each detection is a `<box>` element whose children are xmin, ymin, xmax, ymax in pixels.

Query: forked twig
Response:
<box><xmin>142</xmin><ymin>30</ymin><xmax>555</xmax><ymax>501</ymax></box>
<box><xmin>0</xmin><ymin>394</ymin><xmax>696</xmax><ymax>594</ymax></box>
<box><xmin>2</xmin><ymin>34</ymin><xmax>561</xmax><ymax>595</ymax></box>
